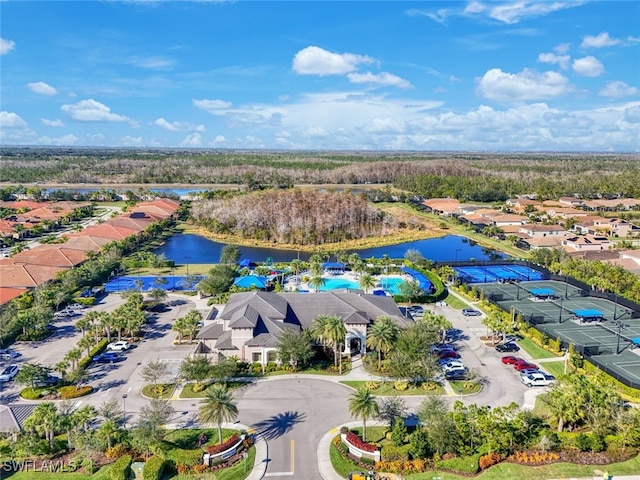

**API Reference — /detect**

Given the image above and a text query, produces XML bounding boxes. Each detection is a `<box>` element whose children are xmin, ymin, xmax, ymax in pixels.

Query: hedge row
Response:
<box><xmin>78</xmin><ymin>338</ymin><xmax>109</xmax><ymax>369</ymax></box>
<box><xmin>108</xmin><ymin>454</ymin><xmax>132</xmax><ymax>480</ymax></box>
<box><xmin>142</xmin><ymin>456</ymin><xmax>166</xmax><ymax>480</ymax></box>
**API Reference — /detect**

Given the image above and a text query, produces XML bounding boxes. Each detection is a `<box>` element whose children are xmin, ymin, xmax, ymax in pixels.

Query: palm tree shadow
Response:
<box><xmin>252</xmin><ymin>411</ymin><xmax>306</xmax><ymax>440</ymax></box>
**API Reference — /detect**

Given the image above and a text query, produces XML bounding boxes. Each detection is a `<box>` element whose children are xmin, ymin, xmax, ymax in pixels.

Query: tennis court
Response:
<box><xmin>478</xmin><ymin>279</ymin><xmax>640</xmax><ymax>387</ymax></box>
<box><xmin>454</xmin><ymin>264</ymin><xmax>545</xmax><ymax>283</ymax></box>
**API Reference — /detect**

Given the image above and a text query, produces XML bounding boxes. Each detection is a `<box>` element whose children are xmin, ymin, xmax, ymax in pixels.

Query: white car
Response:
<box><xmin>521</xmin><ymin>372</ymin><xmax>555</xmax><ymax>387</ymax></box>
<box><xmin>0</xmin><ymin>364</ymin><xmax>19</xmax><ymax>383</ymax></box>
<box><xmin>107</xmin><ymin>341</ymin><xmax>131</xmax><ymax>351</ymax></box>
<box><xmin>441</xmin><ymin>361</ymin><xmax>465</xmax><ymax>372</ymax></box>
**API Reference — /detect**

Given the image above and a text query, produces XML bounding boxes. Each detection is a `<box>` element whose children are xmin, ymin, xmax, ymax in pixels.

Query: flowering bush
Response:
<box><xmin>394</xmin><ymin>380</ymin><xmax>408</xmax><ymax>391</ymax></box>
<box><xmin>510</xmin><ymin>451</ymin><xmax>560</xmax><ymax>465</ymax></box>
<box><xmin>105</xmin><ymin>444</ymin><xmax>128</xmax><ymax>459</ymax></box>
<box><xmin>345</xmin><ymin>431</ymin><xmax>377</xmax><ymax>453</ymax></box>
<box><xmin>366</xmin><ymin>381</ymin><xmax>381</xmax><ymax>390</ymax></box>
<box><xmin>479</xmin><ymin>452</ymin><xmax>503</xmax><ymax>470</ymax></box>
<box><xmin>205</xmin><ymin>434</ymin><xmax>240</xmax><ymax>455</ymax></box>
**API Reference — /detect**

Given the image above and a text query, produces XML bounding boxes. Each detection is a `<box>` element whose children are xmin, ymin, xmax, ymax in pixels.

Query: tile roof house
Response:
<box><xmin>0</xmin><ymin>287</ymin><xmax>30</xmax><ymax>307</ymax></box>
<box><xmin>0</xmin><ymin>260</ymin><xmax>66</xmax><ymax>288</ymax></box>
<box><xmin>561</xmin><ymin>234</ymin><xmax>611</xmax><ymax>252</ymax></box>
<box><xmin>422</xmin><ymin>198</ymin><xmax>461</xmax><ymax>215</ymax></box>
<box><xmin>197</xmin><ymin>291</ymin><xmax>412</xmax><ymax>364</ymax></box>
<box><xmin>11</xmin><ymin>245</ymin><xmax>88</xmax><ymax>268</ymax></box>
<box><xmin>518</xmin><ymin>224</ymin><xmax>568</xmax><ymax>238</ymax></box>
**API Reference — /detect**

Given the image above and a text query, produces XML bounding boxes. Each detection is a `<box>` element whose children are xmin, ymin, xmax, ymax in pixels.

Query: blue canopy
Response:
<box><xmin>239</xmin><ymin>258</ymin><xmax>253</xmax><ymax>268</ymax></box>
<box><xmin>401</xmin><ymin>267</ymin><xmax>433</xmax><ymax>292</ymax></box>
<box><xmin>530</xmin><ymin>288</ymin><xmax>556</xmax><ymax>297</ymax></box>
<box><xmin>233</xmin><ymin>275</ymin><xmax>268</xmax><ymax>289</ymax></box>
<box><xmin>322</xmin><ymin>262</ymin><xmax>345</xmax><ymax>270</ymax></box>
<box><xmin>572</xmin><ymin>309</ymin><xmax>603</xmax><ymax>318</ymax></box>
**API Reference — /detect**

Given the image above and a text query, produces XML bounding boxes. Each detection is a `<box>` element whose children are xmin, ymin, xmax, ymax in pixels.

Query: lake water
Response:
<box><xmin>154</xmin><ymin>233</ymin><xmax>505</xmax><ymax>264</ymax></box>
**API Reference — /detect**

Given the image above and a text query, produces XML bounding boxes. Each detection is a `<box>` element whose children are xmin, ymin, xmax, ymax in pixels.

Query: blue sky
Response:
<box><xmin>1</xmin><ymin>1</ymin><xmax>639</xmax><ymax>152</ymax></box>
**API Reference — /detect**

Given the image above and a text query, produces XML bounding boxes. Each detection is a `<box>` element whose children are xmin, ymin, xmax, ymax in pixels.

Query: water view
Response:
<box><xmin>154</xmin><ymin>233</ymin><xmax>505</xmax><ymax>264</ymax></box>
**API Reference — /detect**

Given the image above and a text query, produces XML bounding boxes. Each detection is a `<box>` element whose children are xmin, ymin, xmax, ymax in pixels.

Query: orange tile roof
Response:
<box><xmin>61</xmin><ymin>235</ymin><xmax>113</xmax><ymax>251</ymax></box>
<box><xmin>12</xmin><ymin>245</ymin><xmax>87</xmax><ymax>267</ymax></box>
<box><xmin>0</xmin><ymin>287</ymin><xmax>29</xmax><ymax>306</ymax></box>
<box><xmin>106</xmin><ymin>216</ymin><xmax>152</xmax><ymax>231</ymax></box>
<box><xmin>70</xmin><ymin>224</ymin><xmax>139</xmax><ymax>240</ymax></box>
<box><xmin>0</xmin><ymin>260</ymin><xmax>67</xmax><ymax>288</ymax></box>
<box><xmin>6</xmin><ymin>200</ymin><xmax>49</xmax><ymax>210</ymax></box>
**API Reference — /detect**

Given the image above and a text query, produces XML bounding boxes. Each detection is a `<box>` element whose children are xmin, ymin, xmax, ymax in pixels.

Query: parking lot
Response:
<box><xmin>0</xmin><ymin>293</ymin><xmax>211</xmax><ymax>404</ymax></box>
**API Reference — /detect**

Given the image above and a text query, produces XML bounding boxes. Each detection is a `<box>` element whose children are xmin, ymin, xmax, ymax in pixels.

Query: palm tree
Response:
<box><xmin>198</xmin><ymin>384</ymin><xmax>239</xmax><ymax>445</ymax></box>
<box><xmin>348</xmin><ymin>387</ymin><xmax>379</xmax><ymax>442</ymax></box>
<box><xmin>423</xmin><ymin>312</ymin><xmax>452</xmax><ymax>343</ymax></box>
<box><xmin>308</xmin><ymin>275</ymin><xmax>325</xmax><ymax>292</ymax></box>
<box><xmin>311</xmin><ymin>314</ymin><xmax>346</xmax><ymax>373</ymax></box>
<box><xmin>64</xmin><ymin>348</ymin><xmax>82</xmax><ymax>370</ymax></box>
<box><xmin>24</xmin><ymin>402</ymin><xmax>59</xmax><ymax>450</ymax></box>
<box><xmin>366</xmin><ymin>316</ymin><xmax>399</xmax><ymax>369</ymax></box>
<box><xmin>358</xmin><ymin>273</ymin><xmax>376</xmax><ymax>293</ymax></box>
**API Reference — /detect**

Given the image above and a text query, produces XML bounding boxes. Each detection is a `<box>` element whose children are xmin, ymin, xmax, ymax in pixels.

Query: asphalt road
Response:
<box><xmin>1</xmin><ymin>291</ymin><xmax>537</xmax><ymax>480</ymax></box>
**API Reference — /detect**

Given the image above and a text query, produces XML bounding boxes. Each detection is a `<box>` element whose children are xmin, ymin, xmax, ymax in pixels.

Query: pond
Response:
<box><xmin>154</xmin><ymin>233</ymin><xmax>505</xmax><ymax>264</ymax></box>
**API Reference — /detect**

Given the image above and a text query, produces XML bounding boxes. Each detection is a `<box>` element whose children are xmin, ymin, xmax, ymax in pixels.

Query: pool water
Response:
<box><xmin>316</xmin><ymin>275</ymin><xmax>405</xmax><ymax>295</ymax></box>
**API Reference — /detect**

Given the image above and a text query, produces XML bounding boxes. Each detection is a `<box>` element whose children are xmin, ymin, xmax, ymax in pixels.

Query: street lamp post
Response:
<box><xmin>122</xmin><ymin>394</ymin><xmax>128</xmax><ymax>429</ymax></box>
<box><xmin>454</xmin><ymin>248</ymin><xmax>461</xmax><ymax>263</ymax></box>
<box><xmin>184</xmin><ymin>256</ymin><xmax>191</xmax><ymax>276</ymax></box>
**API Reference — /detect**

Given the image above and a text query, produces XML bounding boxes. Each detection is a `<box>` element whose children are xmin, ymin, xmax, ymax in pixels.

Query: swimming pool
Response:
<box><xmin>315</xmin><ymin>275</ymin><xmax>405</xmax><ymax>295</ymax></box>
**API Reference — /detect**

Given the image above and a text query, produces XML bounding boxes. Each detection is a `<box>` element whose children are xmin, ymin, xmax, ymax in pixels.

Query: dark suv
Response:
<box><xmin>495</xmin><ymin>342</ymin><xmax>520</xmax><ymax>353</ymax></box>
<box><xmin>462</xmin><ymin>308</ymin><xmax>482</xmax><ymax>316</ymax></box>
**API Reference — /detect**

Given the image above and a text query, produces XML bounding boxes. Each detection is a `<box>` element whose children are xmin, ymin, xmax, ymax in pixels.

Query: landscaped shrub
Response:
<box><xmin>205</xmin><ymin>434</ymin><xmax>240</xmax><ymax>455</ymax></box>
<box><xmin>374</xmin><ymin>459</ymin><xmax>431</xmax><ymax>474</ymax></box>
<box><xmin>78</xmin><ymin>338</ymin><xmax>108</xmax><ymax>369</ymax></box>
<box><xmin>105</xmin><ymin>444</ymin><xmax>128</xmax><ymax>460</ymax></box>
<box><xmin>108</xmin><ymin>454</ymin><xmax>132</xmax><ymax>480</ymax></box>
<box><xmin>478</xmin><ymin>452</ymin><xmax>503</xmax><ymax>470</ymax></box>
<box><xmin>365</xmin><ymin>380</ymin><xmax>381</xmax><ymax>390</ymax></box>
<box><xmin>390</xmin><ymin>421</ymin><xmax>407</xmax><ymax>447</ymax></box>
<box><xmin>394</xmin><ymin>380</ymin><xmax>408</xmax><ymax>391</ymax></box>
<box><xmin>142</xmin><ymin>456</ymin><xmax>166</xmax><ymax>480</ymax></box>
<box><xmin>59</xmin><ymin>385</ymin><xmax>93</xmax><ymax>399</ymax></box>
<box><xmin>575</xmin><ymin>433</ymin><xmax>591</xmax><ymax>452</ymax></box>
<box><xmin>421</xmin><ymin>381</ymin><xmax>437</xmax><ymax>390</ymax></box>
<box><xmin>166</xmin><ymin>448</ymin><xmax>202</xmax><ymax>467</ymax></box>
<box><xmin>20</xmin><ymin>387</ymin><xmax>43</xmax><ymax>400</ymax></box>
<box><xmin>345</xmin><ymin>431</ymin><xmax>377</xmax><ymax>453</ymax></box>
<box><xmin>381</xmin><ymin>444</ymin><xmax>411</xmax><ymax>462</ymax></box>
<box><xmin>590</xmin><ymin>433</ymin><xmax>606</xmax><ymax>452</ymax></box>
<box><xmin>510</xmin><ymin>451</ymin><xmax>560</xmax><ymax>465</ymax></box>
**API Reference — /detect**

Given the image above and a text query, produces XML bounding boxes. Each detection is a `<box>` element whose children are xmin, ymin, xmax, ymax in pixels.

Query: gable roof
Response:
<box><xmin>11</xmin><ymin>245</ymin><xmax>87</xmax><ymax>267</ymax></box>
<box><xmin>0</xmin><ymin>260</ymin><xmax>66</xmax><ymax>288</ymax></box>
<box><xmin>0</xmin><ymin>287</ymin><xmax>29</xmax><ymax>307</ymax></box>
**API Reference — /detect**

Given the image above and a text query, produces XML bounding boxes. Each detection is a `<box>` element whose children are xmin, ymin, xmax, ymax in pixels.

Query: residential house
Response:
<box><xmin>422</xmin><ymin>198</ymin><xmax>461</xmax><ymax>216</ymax></box>
<box><xmin>562</xmin><ymin>234</ymin><xmax>611</xmax><ymax>252</ymax></box>
<box><xmin>518</xmin><ymin>224</ymin><xmax>568</xmax><ymax>238</ymax></box>
<box><xmin>558</xmin><ymin>197</ymin><xmax>584</xmax><ymax>207</ymax></box>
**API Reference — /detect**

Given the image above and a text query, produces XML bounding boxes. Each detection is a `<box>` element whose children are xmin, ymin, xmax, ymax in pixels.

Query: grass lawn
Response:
<box><xmin>179</xmin><ymin>382</ymin><xmax>249</xmax><ymax>399</ymax></box>
<box><xmin>405</xmin><ymin>453</ymin><xmax>640</xmax><ymax>480</ymax></box>
<box><xmin>517</xmin><ymin>338</ymin><xmax>560</xmax><ymax>359</ymax></box>
<box><xmin>443</xmin><ymin>292</ymin><xmax>471</xmax><ymax>310</ymax></box>
<box><xmin>142</xmin><ymin>383</ymin><xmax>175</xmax><ymax>399</ymax></box>
<box><xmin>330</xmin><ymin>441</ymin><xmax>373</xmax><ymax>479</ymax></box>
<box><xmin>532</xmin><ymin>395</ymin><xmax>551</xmax><ymax>418</ymax></box>
<box><xmin>449</xmin><ymin>380</ymin><xmax>482</xmax><ymax>395</ymax></box>
<box><xmin>541</xmin><ymin>361</ymin><xmax>567</xmax><ymax>378</ymax></box>
<box><xmin>340</xmin><ymin>380</ymin><xmax>445</xmax><ymax>396</ymax></box>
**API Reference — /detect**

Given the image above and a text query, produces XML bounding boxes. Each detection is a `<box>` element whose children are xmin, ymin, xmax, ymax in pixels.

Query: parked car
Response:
<box><xmin>501</xmin><ymin>355</ymin><xmax>523</xmax><ymax>365</ymax></box>
<box><xmin>518</xmin><ymin>368</ymin><xmax>539</xmax><ymax>377</ymax></box>
<box><xmin>0</xmin><ymin>349</ymin><xmax>20</xmax><ymax>360</ymax></box>
<box><xmin>0</xmin><ymin>364</ymin><xmax>19</xmax><ymax>382</ymax></box>
<box><xmin>514</xmin><ymin>361</ymin><xmax>538</xmax><ymax>371</ymax></box>
<box><xmin>495</xmin><ymin>342</ymin><xmax>520</xmax><ymax>353</ymax></box>
<box><xmin>445</xmin><ymin>369</ymin><xmax>468</xmax><ymax>380</ymax></box>
<box><xmin>93</xmin><ymin>352</ymin><xmax>121</xmax><ymax>363</ymax></box>
<box><xmin>68</xmin><ymin>303</ymin><xmax>86</xmax><ymax>311</ymax></box>
<box><xmin>438</xmin><ymin>350</ymin><xmax>460</xmax><ymax>359</ymax></box>
<box><xmin>521</xmin><ymin>372</ymin><xmax>555</xmax><ymax>387</ymax></box>
<box><xmin>408</xmin><ymin>305</ymin><xmax>424</xmax><ymax>317</ymax></box>
<box><xmin>33</xmin><ymin>374</ymin><xmax>61</xmax><ymax>387</ymax></box>
<box><xmin>462</xmin><ymin>308</ymin><xmax>482</xmax><ymax>316</ymax></box>
<box><xmin>107</xmin><ymin>341</ymin><xmax>130</xmax><ymax>351</ymax></box>
<box><xmin>442</xmin><ymin>361</ymin><xmax>466</xmax><ymax>372</ymax></box>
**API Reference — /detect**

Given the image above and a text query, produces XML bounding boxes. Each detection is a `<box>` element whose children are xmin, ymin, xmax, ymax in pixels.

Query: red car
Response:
<box><xmin>501</xmin><ymin>355</ymin><xmax>523</xmax><ymax>365</ymax></box>
<box><xmin>438</xmin><ymin>350</ymin><xmax>460</xmax><ymax>359</ymax></box>
<box><xmin>514</xmin><ymin>361</ymin><xmax>538</xmax><ymax>371</ymax></box>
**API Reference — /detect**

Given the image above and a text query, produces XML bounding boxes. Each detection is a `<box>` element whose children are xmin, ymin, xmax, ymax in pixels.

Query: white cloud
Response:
<box><xmin>476</xmin><ymin>68</ymin><xmax>571</xmax><ymax>102</ymax></box>
<box><xmin>292</xmin><ymin>46</ymin><xmax>374</xmax><ymax>76</ymax></box>
<box><xmin>554</xmin><ymin>43</ymin><xmax>571</xmax><ymax>54</ymax></box>
<box><xmin>599</xmin><ymin>81</ymin><xmax>639</xmax><ymax>98</ymax></box>
<box><xmin>0</xmin><ymin>111</ymin><xmax>28</xmax><ymax>128</ymax></box>
<box><xmin>572</xmin><ymin>56</ymin><xmax>604</xmax><ymax>77</ymax></box>
<box><xmin>347</xmin><ymin>72</ymin><xmax>412</xmax><ymax>89</ymax></box>
<box><xmin>0</xmin><ymin>38</ymin><xmax>15</xmax><ymax>55</ymax></box>
<box><xmin>122</xmin><ymin>136</ymin><xmax>144</xmax><ymax>146</ymax></box>
<box><xmin>38</xmin><ymin>134</ymin><xmax>78</xmax><ymax>146</ymax></box>
<box><xmin>181</xmin><ymin>133</ymin><xmax>201</xmax><ymax>147</ymax></box>
<box><xmin>61</xmin><ymin>99</ymin><xmax>132</xmax><ymax>123</ymax></box>
<box><xmin>154</xmin><ymin>117</ymin><xmax>205</xmax><ymax>132</ymax></box>
<box><xmin>41</xmin><ymin>118</ymin><xmax>65</xmax><ymax>127</ymax></box>
<box><xmin>581</xmin><ymin>32</ymin><xmax>620</xmax><ymax>49</ymax></box>
<box><xmin>126</xmin><ymin>56</ymin><xmax>175</xmax><ymax>69</ymax></box>
<box><xmin>209</xmin><ymin>135</ymin><xmax>227</xmax><ymax>146</ymax></box>
<box><xmin>482</xmin><ymin>1</ymin><xmax>584</xmax><ymax>24</ymax></box>
<box><xmin>405</xmin><ymin>7</ymin><xmax>451</xmax><ymax>24</ymax></box>
<box><xmin>537</xmin><ymin>52</ymin><xmax>570</xmax><ymax>69</ymax></box>
<box><xmin>192</xmin><ymin>98</ymin><xmax>232</xmax><ymax>111</ymax></box>
<box><xmin>27</xmin><ymin>81</ymin><xmax>58</xmax><ymax>96</ymax></box>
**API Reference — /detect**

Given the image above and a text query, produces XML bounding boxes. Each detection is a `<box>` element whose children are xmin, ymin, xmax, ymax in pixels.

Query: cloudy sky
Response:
<box><xmin>1</xmin><ymin>1</ymin><xmax>639</xmax><ymax>151</ymax></box>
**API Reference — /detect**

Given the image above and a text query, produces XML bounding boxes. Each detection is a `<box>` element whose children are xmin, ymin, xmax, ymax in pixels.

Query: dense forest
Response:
<box><xmin>191</xmin><ymin>189</ymin><xmax>396</xmax><ymax>244</ymax></box>
<box><xmin>1</xmin><ymin>148</ymin><xmax>640</xmax><ymax>201</ymax></box>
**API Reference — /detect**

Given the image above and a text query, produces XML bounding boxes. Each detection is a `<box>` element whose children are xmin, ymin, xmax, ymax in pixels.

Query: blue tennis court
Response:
<box><xmin>104</xmin><ymin>276</ymin><xmax>204</xmax><ymax>292</ymax></box>
<box><xmin>454</xmin><ymin>265</ymin><xmax>543</xmax><ymax>284</ymax></box>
